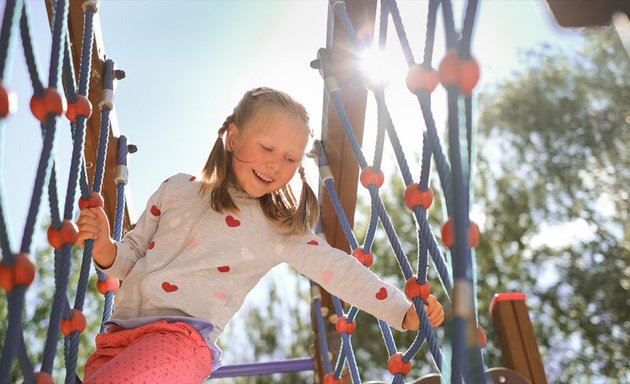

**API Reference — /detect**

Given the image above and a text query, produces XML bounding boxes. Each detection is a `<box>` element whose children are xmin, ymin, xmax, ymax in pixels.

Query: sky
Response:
<box><xmin>1</xmin><ymin>0</ymin><xmax>586</xmax><ymax>374</ymax></box>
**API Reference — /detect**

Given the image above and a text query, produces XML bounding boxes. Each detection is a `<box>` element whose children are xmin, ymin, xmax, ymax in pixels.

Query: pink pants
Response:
<box><xmin>84</xmin><ymin>321</ymin><xmax>212</xmax><ymax>384</ymax></box>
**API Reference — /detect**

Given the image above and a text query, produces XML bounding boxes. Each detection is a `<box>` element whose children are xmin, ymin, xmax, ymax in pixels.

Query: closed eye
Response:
<box><xmin>260</xmin><ymin>144</ymin><xmax>273</xmax><ymax>152</ymax></box>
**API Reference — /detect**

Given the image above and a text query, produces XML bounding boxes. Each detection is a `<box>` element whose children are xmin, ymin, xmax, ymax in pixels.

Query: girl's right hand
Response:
<box><xmin>76</xmin><ymin>207</ymin><xmax>116</xmax><ymax>268</ymax></box>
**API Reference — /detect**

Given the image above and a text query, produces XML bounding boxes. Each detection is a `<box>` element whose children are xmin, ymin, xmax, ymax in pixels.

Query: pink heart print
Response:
<box><xmin>307</xmin><ymin>240</ymin><xmax>319</xmax><ymax>245</ymax></box>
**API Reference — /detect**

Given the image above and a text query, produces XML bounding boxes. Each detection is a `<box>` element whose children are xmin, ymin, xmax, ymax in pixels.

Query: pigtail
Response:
<box><xmin>295</xmin><ymin>166</ymin><xmax>319</xmax><ymax>233</ymax></box>
<box><xmin>200</xmin><ymin>116</ymin><xmax>238</xmax><ymax>212</ymax></box>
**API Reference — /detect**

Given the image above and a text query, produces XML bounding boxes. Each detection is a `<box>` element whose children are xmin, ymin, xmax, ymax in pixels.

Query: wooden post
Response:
<box><xmin>311</xmin><ymin>1</ymin><xmax>377</xmax><ymax>383</ymax></box>
<box><xmin>489</xmin><ymin>292</ymin><xmax>547</xmax><ymax>384</ymax></box>
<box><xmin>46</xmin><ymin>0</ymin><xmax>132</xmax><ymax>234</ymax></box>
<box><xmin>545</xmin><ymin>0</ymin><xmax>630</xmax><ymax>27</ymax></box>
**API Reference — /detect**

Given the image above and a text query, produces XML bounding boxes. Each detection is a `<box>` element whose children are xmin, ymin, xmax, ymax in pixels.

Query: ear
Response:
<box><xmin>226</xmin><ymin>122</ymin><xmax>238</xmax><ymax>152</ymax></box>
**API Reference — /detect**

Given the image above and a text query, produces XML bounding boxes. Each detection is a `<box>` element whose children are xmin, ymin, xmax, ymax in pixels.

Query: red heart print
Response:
<box><xmin>162</xmin><ymin>282</ymin><xmax>178</xmax><ymax>292</ymax></box>
<box><xmin>375</xmin><ymin>287</ymin><xmax>388</xmax><ymax>300</ymax></box>
<box><xmin>217</xmin><ymin>266</ymin><xmax>230</xmax><ymax>273</ymax></box>
<box><xmin>150</xmin><ymin>205</ymin><xmax>161</xmax><ymax>216</ymax></box>
<box><xmin>225</xmin><ymin>215</ymin><xmax>241</xmax><ymax>227</ymax></box>
<box><xmin>189</xmin><ymin>176</ymin><xmax>196</xmax><ymax>181</ymax></box>
<box><xmin>148</xmin><ymin>241</ymin><xmax>155</xmax><ymax>250</ymax></box>
<box><xmin>307</xmin><ymin>240</ymin><xmax>319</xmax><ymax>245</ymax></box>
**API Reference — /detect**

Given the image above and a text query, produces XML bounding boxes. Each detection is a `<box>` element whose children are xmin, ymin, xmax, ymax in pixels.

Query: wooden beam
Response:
<box><xmin>312</xmin><ymin>1</ymin><xmax>377</xmax><ymax>383</ymax></box>
<box><xmin>545</xmin><ymin>0</ymin><xmax>630</xmax><ymax>28</ymax></box>
<box><xmin>489</xmin><ymin>292</ymin><xmax>547</xmax><ymax>384</ymax></box>
<box><xmin>47</xmin><ymin>0</ymin><xmax>132</xmax><ymax>234</ymax></box>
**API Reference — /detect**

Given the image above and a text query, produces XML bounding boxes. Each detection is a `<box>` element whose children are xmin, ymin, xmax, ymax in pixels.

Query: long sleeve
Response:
<box><xmin>279</xmin><ymin>232</ymin><xmax>411</xmax><ymax>331</ymax></box>
<box><xmin>100</xmin><ymin>177</ymin><xmax>170</xmax><ymax>280</ymax></box>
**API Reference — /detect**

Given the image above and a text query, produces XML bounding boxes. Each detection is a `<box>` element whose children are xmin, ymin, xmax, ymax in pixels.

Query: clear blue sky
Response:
<box><xmin>1</xmin><ymin>0</ymin><xmax>585</xmax><ymax>373</ymax></box>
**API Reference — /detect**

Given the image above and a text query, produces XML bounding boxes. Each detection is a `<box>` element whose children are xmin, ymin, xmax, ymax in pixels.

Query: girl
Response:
<box><xmin>76</xmin><ymin>87</ymin><xmax>444</xmax><ymax>383</ymax></box>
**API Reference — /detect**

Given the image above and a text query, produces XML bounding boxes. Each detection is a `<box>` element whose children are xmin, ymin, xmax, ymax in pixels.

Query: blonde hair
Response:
<box><xmin>200</xmin><ymin>87</ymin><xmax>319</xmax><ymax>234</ymax></box>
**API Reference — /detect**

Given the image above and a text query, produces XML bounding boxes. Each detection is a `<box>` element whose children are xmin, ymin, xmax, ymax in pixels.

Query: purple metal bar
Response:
<box><xmin>210</xmin><ymin>357</ymin><xmax>315</xmax><ymax>379</ymax></box>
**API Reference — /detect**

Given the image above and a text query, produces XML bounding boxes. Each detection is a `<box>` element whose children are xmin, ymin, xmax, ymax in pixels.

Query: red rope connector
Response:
<box><xmin>335</xmin><ymin>316</ymin><xmax>356</xmax><ymax>335</ymax></box>
<box><xmin>323</xmin><ymin>373</ymin><xmax>341</xmax><ymax>384</ymax></box>
<box><xmin>440</xmin><ymin>218</ymin><xmax>480</xmax><ymax>248</ymax></box>
<box><xmin>65</xmin><ymin>94</ymin><xmax>93</xmax><ymax>123</ymax></box>
<box><xmin>96</xmin><ymin>275</ymin><xmax>120</xmax><ymax>295</ymax></box>
<box><xmin>23</xmin><ymin>371</ymin><xmax>53</xmax><ymax>384</ymax></box>
<box><xmin>438</xmin><ymin>49</ymin><xmax>480</xmax><ymax>96</ymax></box>
<box><xmin>351</xmin><ymin>248</ymin><xmax>374</xmax><ymax>268</ymax></box>
<box><xmin>0</xmin><ymin>83</ymin><xmax>17</xmax><ymax>118</ymax></box>
<box><xmin>0</xmin><ymin>253</ymin><xmax>36</xmax><ymax>293</ymax></box>
<box><xmin>359</xmin><ymin>166</ymin><xmax>384</xmax><ymax>189</ymax></box>
<box><xmin>30</xmin><ymin>88</ymin><xmax>67</xmax><ymax>123</ymax></box>
<box><xmin>403</xmin><ymin>183</ymin><xmax>433</xmax><ymax>210</ymax></box>
<box><xmin>477</xmin><ymin>325</ymin><xmax>487</xmax><ymax>349</ymax></box>
<box><xmin>78</xmin><ymin>191</ymin><xmax>105</xmax><ymax>210</ymax></box>
<box><xmin>406</xmin><ymin>64</ymin><xmax>439</xmax><ymax>94</ymax></box>
<box><xmin>60</xmin><ymin>309</ymin><xmax>87</xmax><ymax>336</ymax></box>
<box><xmin>387</xmin><ymin>352</ymin><xmax>411</xmax><ymax>376</ymax></box>
<box><xmin>47</xmin><ymin>220</ymin><xmax>79</xmax><ymax>250</ymax></box>
<box><xmin>404</xmin><ymin>277</ymin><xmax>431</xmax><ymax>301</ymax></box>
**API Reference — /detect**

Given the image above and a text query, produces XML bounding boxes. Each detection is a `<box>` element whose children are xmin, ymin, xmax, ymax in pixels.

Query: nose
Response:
<box><xmin>264</xmin><ymin>153</ymin><xmax>282</xmax><ymax>172</ymax></box>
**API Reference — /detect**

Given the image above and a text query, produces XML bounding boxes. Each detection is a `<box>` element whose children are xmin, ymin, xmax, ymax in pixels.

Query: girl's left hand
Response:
<box><xmin>402</xmin><ymin>294</ymin><xmax>445</xmax><ymax>330</ymax></box>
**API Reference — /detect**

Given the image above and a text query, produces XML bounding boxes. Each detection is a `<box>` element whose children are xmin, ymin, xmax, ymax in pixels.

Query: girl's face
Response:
<box><xmin>227</xmin><ymin>108</ymin><xmax>309</xmax><ymax>198</ymax></box>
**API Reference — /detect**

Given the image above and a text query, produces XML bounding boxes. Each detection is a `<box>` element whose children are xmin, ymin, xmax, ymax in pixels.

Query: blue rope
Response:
<box><xmin>78</xmin><ymin>8</ymin><xmax>96</xmax><ymax>96</ymax></box>
<box><xmin>93</xmin><ymin>60</ymin><xmax>115</xmax><ymax>193</ymax></box>
<box><xmin>459</xmin><ymin>0</ymin><xmax>479</xmax><ymax>59</ymax></box>
<box><xmin>422</xmin><ymin>0</ymin><xmax>440</xmax><ymax>67</ymax></box>
<box><xmin>46</xmin><ymin>0</ymin><xmax>68</xmax><ymax>88</ymax></box>
<box><xmin>0</xmin><ymin>287</ymin><xmax>26</xmax><ymax>382</ymax></box>
<box><xmin>311</xmin><ymin>283</ymin><xmax>334</xmax><ymax>374</ymax></box>
<box><xmin>329</xmin><ymin>0</ymin><xmax>359</xmax><ymax>47</ymax></box>
<box><xmin>17</xmin><ymin>337</ymin><xmax>34</xmax><ymax>383</ymax></box>
<box><xmin>19</xmin><ymin>2</ymin><xmax>44</xmax><ymax>96</ymax></box>
<box><xmin>386</xmin><ymin>0</ymin><xmax>416</xmax><ymax>66</ymax></box>
<box><xmin>439</xmin><ymin>0</ymin><xmax>457</xmax><ymax>51</ymax></box>
<box><xmin>378</xmin><ymin>0</ymin><xmax>389</xmax><ymax>51</ymax></box>
<box><xmin>417</xmin><ymin>92</ymin><xmax>453</xmax><ymax>216</ymax></box>
<box><xmin>41</xmin><ymin>245</ymin><xmax>71</xmax><ymax>374</ymax></box>
<box><xmin>0</xmin><ymin>0</ymin><xmax>23</xmax><ymax>79</ymax></box>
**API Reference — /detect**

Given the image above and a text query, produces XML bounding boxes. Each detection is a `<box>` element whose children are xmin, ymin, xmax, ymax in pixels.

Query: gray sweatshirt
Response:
<box><xmin>102</xmin><ymin>173</ymin><xmax>411</xmax><ymax>350</ymax></box>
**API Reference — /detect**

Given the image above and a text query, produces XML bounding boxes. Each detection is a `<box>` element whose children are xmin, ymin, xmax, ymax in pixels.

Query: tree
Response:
<box><xmin>475</xmin><ymin>26</ymin><xmax>630</xmax><ymax>382</ymax></box>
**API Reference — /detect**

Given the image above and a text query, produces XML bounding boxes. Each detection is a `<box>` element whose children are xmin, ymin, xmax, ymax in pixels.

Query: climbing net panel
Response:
<box><xmin>0</xmin><ymin>1</ymin><xmax>126</xmax><ymax>382</ymax></box>
<box><xmin>309</xmin><ymin>0</ymin><xmax>486</xmax><ymax>382</ymax></box>
<box><xmin>0</xmin><ymin>0</ymin><xmax>487</xmax><ymax>383</ymax></box>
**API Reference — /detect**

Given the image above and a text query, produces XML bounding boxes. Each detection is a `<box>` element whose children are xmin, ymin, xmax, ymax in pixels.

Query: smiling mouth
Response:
<box><xmin>253</xmin><ymin>169</ymin><xmax>274</xmax><ymax>183</ymax></box>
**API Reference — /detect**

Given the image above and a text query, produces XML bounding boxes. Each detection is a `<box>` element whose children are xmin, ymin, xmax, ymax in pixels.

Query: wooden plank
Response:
<box><xmin>489</xmin><ymin>293</ymin><xmax>547</xmax><ymax>384</ymax></box>
<box><xmin>312</xmin><ymin>1</ymin><xmax>377</xmax><ymax>383</ymax></box>
<box><xmin>513</xmin><ymin>301</ymin><xmax>548</xmax><ymax>384</ymax></box>
<box><xmin>47</xmin><ymin>0</ymin><xmax>132</xmax><ymax>234</ymax></box>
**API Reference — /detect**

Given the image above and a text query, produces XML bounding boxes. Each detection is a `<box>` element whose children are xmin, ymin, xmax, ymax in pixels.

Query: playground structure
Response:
<box><xmin>5</xmin><ymin>0</ymin><xmax>628</xmax><ymax>383</ymax></box>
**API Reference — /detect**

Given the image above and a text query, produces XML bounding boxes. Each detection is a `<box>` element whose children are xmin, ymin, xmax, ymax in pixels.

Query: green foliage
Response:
<box><xmin>476</xmin><ymin>27</ymin><xmax>630</xmax><ymax>382</ymax></box>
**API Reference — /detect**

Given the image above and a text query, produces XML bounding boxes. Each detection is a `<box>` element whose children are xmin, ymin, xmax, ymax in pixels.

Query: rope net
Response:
<box><xmin>309</xmin><ymin>0</ymin><xmax>485</xmax><ymax>382</ymax></box>
<box><xmin>0</xmin><ymin>0</ymin><xmax>486</xmax><ymax>383</ymax></box>
<box><xmin>0</xmin><ymin>1</ymin><xmax>124</xmax><ymax>383</ymax></box>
